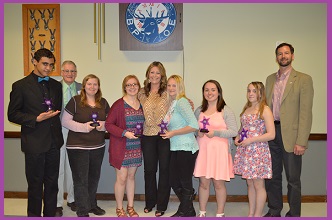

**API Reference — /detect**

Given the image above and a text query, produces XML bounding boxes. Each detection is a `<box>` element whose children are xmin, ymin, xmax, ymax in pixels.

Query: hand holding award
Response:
<box><xmin>42</xmin><ymin>98</ymin><xmax>54</xmax><ymax>112</ymax></box>
<box><xmin>90</xmin><ymin>112</ymin><xmax>100</xmax><ymax>128</ymax></box>
<box><xmin>158</xmin><ymin>120</ymin><xmax>168</xmax><ymax>135</ymax></box>
<box><xmin>200</xmin><ymin>116</ymin><xmax>210</xmax><ymax>133</ymax></box>
<box><xmin>238</xmin><ymin>127</ymin><xmax>248</xmax><ymax>143</ymax></box>
<box><xmin>135</xmin><ymin>122</ymin><xmax>143</xmax><ymax>137</ymax></box>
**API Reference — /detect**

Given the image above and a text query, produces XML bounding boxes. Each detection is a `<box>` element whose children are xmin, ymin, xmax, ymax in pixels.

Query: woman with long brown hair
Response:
<box><xmin>193</xmin><ymin>80</ymin><xmax>237</xmax><ymax>217</ymax></box>
<box><xmin>138</xmin><ymin>61</ymin><xmax>171</xmax><ymax>217</ymax></box>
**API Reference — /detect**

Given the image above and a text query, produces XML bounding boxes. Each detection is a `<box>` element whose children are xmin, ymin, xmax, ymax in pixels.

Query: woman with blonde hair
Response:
<box><xmin>160</xmin><ymin>75</ymin><xmax>199</xmax><ymax>217</ymax></box>
<box><xmin>233</xmin><ymin>81</ymin><xmax>275</xmax><ymax>217</ymax></box>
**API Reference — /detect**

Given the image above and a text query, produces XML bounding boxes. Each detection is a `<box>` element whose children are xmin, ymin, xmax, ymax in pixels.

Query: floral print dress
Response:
<box><xmin>233</xmin><ymin>113</ymin><xmax>272</xmax><ymax>179</ymax></box>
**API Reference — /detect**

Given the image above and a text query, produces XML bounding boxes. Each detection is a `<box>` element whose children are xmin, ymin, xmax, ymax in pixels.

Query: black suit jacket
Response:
<box><xmin>8</xmin><ymin>72</ymin><xmax>64</xmax><ymax>154</ymax></box>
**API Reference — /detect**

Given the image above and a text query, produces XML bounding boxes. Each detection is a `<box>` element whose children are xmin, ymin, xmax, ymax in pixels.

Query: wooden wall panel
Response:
<box><xmin>22</xmin><ymin>4</ymin><xmax>60</xmax><ymax>76</ymax></box>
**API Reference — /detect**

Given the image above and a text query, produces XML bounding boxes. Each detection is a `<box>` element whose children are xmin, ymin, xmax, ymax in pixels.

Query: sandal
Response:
<box><xmin>216</xmin><ymin>213</ymin><xmax>225</xmax><ymax>217</ymax></box>
<box><xmin>155</xmin><ymin>210</ymin><xmax>165</xmax><ymax>217</ymax></box>
<box><xmin>127</xmin><ymin>205</ymin><xmax>139</xmax><ymax>217</ymax></box>
<box><xmin>144</xmin><ymin>207</ymin><xmax>153</xmax><ymax>213</ymax></box>
<box><xmin>116</xmin><ymin>208</ymin><xmax>128</xmax><ymax>217</ymax></box>
<box><xmin>198</xmin><ymin>211</ymin><xmax>206</xmax><ymax>217</ymax></box>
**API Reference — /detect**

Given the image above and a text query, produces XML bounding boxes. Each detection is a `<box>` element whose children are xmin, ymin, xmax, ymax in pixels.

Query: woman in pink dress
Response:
<box><xmin>233</xmin><ymin>81</ymin><xmax>275</xmax><ymax>217</ymax></box>
<box><xmin>193</xmin><ymin>80</ymin><xmax>238</xmax><ymax>217</ymax></box>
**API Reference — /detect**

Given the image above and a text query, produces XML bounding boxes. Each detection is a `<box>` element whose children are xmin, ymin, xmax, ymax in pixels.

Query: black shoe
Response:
<box><xmin>89</xmin><ymin>206</ymin><xmax>106</xmax><ymax>216</ymax></box>
<box><xmin>171</xmin><ymin>211</ymin><xmax>183</xmax><ymax>217</ymax></box>
<box><xmin>55</xmin><ymin>207</ymin><xmax>63</xmax><ymax>217</ymax></box>
<box><xmin>184</xmin><ymin>207</ymin><xmax>196</xmax><ymax>217</ymax></box>
<box><xmin>67</xmin><ymin>202</ymin><xmax>78</xmax><ymax>212</ymax></box>
<box><xmin>155</xmin><ymin>210</ymin><xmax>165</xmax><ymax>217</ymax></box>
<box><xmin>264</xmin><ymin>212</ymin><xmax>281</xmax><ymax>217</ymax></box>
<box><xmin>144</xmin><ymin>206</ymin><xmax>155</xmax><ymax>213</ymax></box>
<box><xmin>77</xmin><ymin>214</ymin><xmax>89</xmax><ymax>217</ymax></box>
<box><xmin>285</xmin><ymin>211</ymin><xmax>297</xmax><ymax>217</ymax></box>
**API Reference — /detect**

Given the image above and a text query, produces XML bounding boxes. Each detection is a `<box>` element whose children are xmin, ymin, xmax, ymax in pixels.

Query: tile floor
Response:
<box><xmin>4</xmin><ymin>198</ymin><xmax>327</xmax><ymax>217</ymax></box>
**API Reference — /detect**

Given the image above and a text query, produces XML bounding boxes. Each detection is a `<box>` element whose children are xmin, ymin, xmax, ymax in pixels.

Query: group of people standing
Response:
<box><xmin>8</xmin><ymin>42</ymin><xmax>313</xmax><ymax>217</ymax></box>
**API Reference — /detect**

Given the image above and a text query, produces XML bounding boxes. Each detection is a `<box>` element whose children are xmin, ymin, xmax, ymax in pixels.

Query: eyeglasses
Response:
<box><xmin>62</xmin><ymin>70</ymin><xmax>77</xmax><ymax>74</ymax></box>
<box><xmin>125</xmin><ymin>83</ymin><xmax>138</xmax><ymax>88</ymax></box>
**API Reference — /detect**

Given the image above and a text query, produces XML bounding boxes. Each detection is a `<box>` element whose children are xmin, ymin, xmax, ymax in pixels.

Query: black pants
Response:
<box><xmin>67</xmin><ymin>147</ymin><xmax>105</xmax><ymax>216</ymax></box>
<box><xmin>169</xmin><ymin>150</ymin><xmax>198</xmax><ymax>192</ymax></box>
<box><xmin>25</xmin><ymin>146</ymin><xmax>60</xmax><ymax>217</ymax></box>
<box><xmin>265</xmin><ymin>123</ymin><xmax>302</xmax><ymax>217</ymax></box>
<box><xmin>141</xmin><ymin>135</ymin><xmax>171</xmax><ymax>211</ymax></box>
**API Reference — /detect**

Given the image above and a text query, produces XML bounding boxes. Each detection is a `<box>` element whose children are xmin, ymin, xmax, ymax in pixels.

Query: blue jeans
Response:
<box><xmin>67</xmin><ymin>147</ymin><xmax>105</xmax><ymax>216</ymax></box>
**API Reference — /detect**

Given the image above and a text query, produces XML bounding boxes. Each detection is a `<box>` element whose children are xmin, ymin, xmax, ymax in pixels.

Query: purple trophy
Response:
<box><xmin>158</xmin><ymin>120</ymin><xmax>168</xmax><ymax>135</ymax></box>
<box><xmin>238</xmin><ymin>127</ymin><xmax>248</xmax><ymax>143</ymax></box>
<box><xmin>135</xmin><ymin>122</ymin><xmax>143</xmax><ymax>137</ymax></box>
<box><xmin>42</xmin><ymin>98</ymin><xmax>54</xmax><ymax>112</ymax></box>
<box><xmin>90</xmin><ymin>112</ymin><xmax>100</xmax><ymax>127</ymax></box>
<box><xmin>200</xmin><ymin>116</ymin><xmax>210</xmax><ymax>133</ymax></box>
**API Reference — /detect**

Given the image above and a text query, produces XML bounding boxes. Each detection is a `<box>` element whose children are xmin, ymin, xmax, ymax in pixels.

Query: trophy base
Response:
<box><xmin>238</xmin><ymin>138</ymin><xmax>246</xmax><ymax>143</ymax></box>
<box><xmin>200</xmin><ymin>128</ymin><xmax>209</xmax><ymax>133</ymax></box>
<box><xmin>135</xmin><ymin>134</ymin><xmax>142</xmax><ymax>138</ymax></box>
<box><xmin>90</xmin><ymin>122</ymin><xmax>100</xmax><ymax>127</ymax></box>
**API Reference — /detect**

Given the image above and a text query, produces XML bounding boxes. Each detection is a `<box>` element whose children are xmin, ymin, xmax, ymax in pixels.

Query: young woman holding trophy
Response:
<box><xmin>233</xmin><ymin>81</ymin><xmax>275</xmax><ymax>217</ymax></box>
<box><xmin>193</xmin><ymin>80</ymin><xmax>238</xmax><ymax>217</ymax></box>
<box><xmin>105</xmin><ymin>75</ymin><xmax>144</xmax><ymax>217</ymax></box>
<box><xmin>160</xmin><ymin>75</ymin><xmax>199</xmax><ymax>217</ymax></box>
<box><xmin>61</xmin><ymin>74</ymin><xmax>110</xmax><ymax>217</ymax></box>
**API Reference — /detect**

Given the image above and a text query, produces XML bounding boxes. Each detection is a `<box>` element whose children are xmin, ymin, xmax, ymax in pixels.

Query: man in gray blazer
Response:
<box><xmin>56</xmin><ymin>60</ymin><xmax>82</xmax><ymax>217</ymax></box>
<box><xmin>264</xmin><ymin>43</ymin><xmax>314</xmax><ymax>217</ymax></box>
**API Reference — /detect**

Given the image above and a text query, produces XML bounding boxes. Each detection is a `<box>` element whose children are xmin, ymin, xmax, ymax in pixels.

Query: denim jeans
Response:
<box><xmin>141</xmin><ymin>135</ymin><xmax>171</xmax><ymax>211</ymax></box>
<box><xmin>67</xmin><ymin>147</ymin><xmax>105</xmax><ymax>216</ymax></box>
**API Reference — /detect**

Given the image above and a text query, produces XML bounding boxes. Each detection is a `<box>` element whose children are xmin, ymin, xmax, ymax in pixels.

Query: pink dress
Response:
<box><xmin>193</xmin><ymin>112</ymin><xmax>234</xmax><ymax>181</ymax></box>
<box><xmin>233</xmin><ymin>113</ymin><xmax>272</xmax><ymax>179</ymax></box>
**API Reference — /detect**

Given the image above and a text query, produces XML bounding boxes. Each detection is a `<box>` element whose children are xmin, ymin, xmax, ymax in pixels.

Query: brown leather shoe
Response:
<box><xmin>55</xmin><ymin>207</ymin><xmax>63</xmax><ymax>217</ymax></box>
<box><xmin>67</xmin><ymin>202</ymin><xmax>78</xmax><ymax>211</ymax></box>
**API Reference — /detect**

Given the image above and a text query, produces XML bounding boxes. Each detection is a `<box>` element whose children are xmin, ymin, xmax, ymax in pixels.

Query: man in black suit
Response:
<box><xmin>8</xmin><ymin>48</ymin><xmax>64</xmax><ymax>217</ymax></box>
